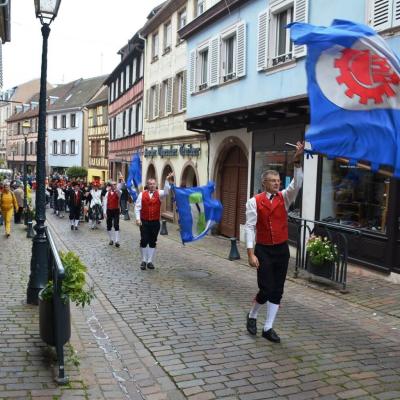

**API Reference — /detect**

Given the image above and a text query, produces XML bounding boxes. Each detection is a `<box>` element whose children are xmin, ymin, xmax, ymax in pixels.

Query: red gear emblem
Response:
<box><xmin>334</xmin><ymin>48</ymin><xmax>400</xmax><ymax>104</ymax></box>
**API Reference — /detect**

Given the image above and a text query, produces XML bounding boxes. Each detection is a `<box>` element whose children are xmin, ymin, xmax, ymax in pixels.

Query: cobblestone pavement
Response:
<box><xmin>2</xmin><ymin>211</ymin><xmax>400</xmax><ymax>400</ymax></box>
<box><xmin>47</xmin><ymin>213</ymin><xmax>400</xmax><ymax>400</ymax></box>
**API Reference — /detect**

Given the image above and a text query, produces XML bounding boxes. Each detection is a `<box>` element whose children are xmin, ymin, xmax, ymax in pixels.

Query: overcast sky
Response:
<box><xmin>3</xmin><ymin>0</ymin><xmax>162</xmax><ymax>90</ymax></box>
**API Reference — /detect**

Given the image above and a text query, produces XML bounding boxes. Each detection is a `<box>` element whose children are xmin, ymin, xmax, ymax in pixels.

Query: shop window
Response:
<box><xmin>253</xmin><ymin>149</ymin><xmax>301</xmax><ymax>216</ymax></box>
<box><xmin>161</xmin><ymin>165</ymin><xmax>174</xmax><ymax>214</ymax></box>
<box><xmin>319</xmin><ymin>159</ymin><xmax>390</xmax><ymax>233</ymax></box>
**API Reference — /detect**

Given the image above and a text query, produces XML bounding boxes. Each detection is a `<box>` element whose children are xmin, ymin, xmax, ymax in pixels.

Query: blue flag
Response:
<box><xmin>126</xmin><ymin>153</ymin><xmax>142</xmax><ymax>202</ymax></box>
<box><xmin>290</xmin><ymin>19</ymin><xmax>400</xmax><ymax>175</ymax></box>
<box><xmin>173</xmin><ymin>182</ymin><xmax>223</xmax><ymax>244</ymax></box>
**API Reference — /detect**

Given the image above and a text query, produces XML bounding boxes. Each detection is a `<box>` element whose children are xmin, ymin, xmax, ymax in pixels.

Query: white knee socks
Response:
<box><xmin>114</xmin><ymin>231</ymin><xmax>120</xmax><ymax>244</ymax></box>
<box><xmin>148</xmin><ymin>247</ymin><xmax>156</xmax><ymax>263</ymax></box>
<box><xmin>264</xmin><ymin>301</ymin><xmax>279</xmax><ymax>331</ymax></box>
<box><xmin>107</xmin><ymin>230</ymin><xmax>113</xmax><ymax>241</ymax></box>
<box><xmin>249</xmin><ymin>300</ymin><xmax>262</xmax><ymax>319</ymax></box>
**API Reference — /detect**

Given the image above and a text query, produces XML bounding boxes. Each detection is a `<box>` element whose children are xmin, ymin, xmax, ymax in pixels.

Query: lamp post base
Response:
<box><xmin>27</xmin><ymin>226</ymin><xmax>49</xmax><ymax>305</ymax></box>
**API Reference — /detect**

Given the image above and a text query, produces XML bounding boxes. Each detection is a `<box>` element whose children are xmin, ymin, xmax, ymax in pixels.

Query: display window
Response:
<box><xmin>319</xmin><ymin>159</ymin><xmax>390</xmax><ymax>233</ymax></box>
<box><xmin>253</xmin><ymin>150</ymin><xmax>301</xmax><ymax>216</ymax></box>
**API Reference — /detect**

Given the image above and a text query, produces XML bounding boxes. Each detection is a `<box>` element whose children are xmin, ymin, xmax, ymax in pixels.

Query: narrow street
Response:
<box><xmin>42</xmin><ymin>212</ymin><xmax>400</xmax><ymax>400</ymax></box>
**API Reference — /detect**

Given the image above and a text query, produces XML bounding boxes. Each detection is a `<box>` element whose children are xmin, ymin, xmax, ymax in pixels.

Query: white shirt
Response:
<box><xmin>89</xmin><ymin>189</ymin><xmax>102</xmax><ymax>208</ymax></box>
<box><xmin>134</xmin><ymin>181</ymin><xmax>170</xmax><ymax>220</ymax></box>
<box><xmin>244</xmin><ymin>167</ymin><xmax>303</xmax><ymax>249</ymax></box>
<box><xmin>57</xmin><ymin>187</ymin><xmax>65</xmax><ymax>201</ymax></box>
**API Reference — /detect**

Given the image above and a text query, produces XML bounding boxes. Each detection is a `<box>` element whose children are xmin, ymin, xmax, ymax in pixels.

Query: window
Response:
<box><xmin>35</xmin><ymin>141</ymin><xmax>37</xmax><ymax>155</ymax></box>
<box><xmin>195</xmin><ymin>0</ymin><xmax>205</xmax><ymax>17</ymax></box>
<box><xmin>123</xmin><ymin>110</ymin><xmax>126</xmax><ymax>136</ymax></box>
<box><xmin>163</xmin><ymin>21</ymin><xmax>172</xmax><ymax>52</ymax></box>
<box><xmin>132</xmin><ymin>58</ymin><xmax>137</xmax><ymax>83</ymax></box>
<box><xmin>136</xmin><ymin>55</ymin><xmax>141</xmax><ymax>81</ymax></box>
<box><xmin>136</xmin><ymin>102</ymin><xmax>142</xmax><ymax>132</ymax></box>
<box><xmin>178</xmin><ymin>8</ymin><xmax>187</xmax><ymax>30</ymax></box>
<box><xmin>70</xmin><ymin>113</ymin><xmax>76</xmax><ymax>128</ymax></box>
<box><xmin>17</xmin><ymin>122</ymin><xmax>21</xmax><ymax>135</ymax></box>
<box><xmin>61</xmin><ymin>115</ymin><xmax>67</xmax><ymax>128</ymax></box>
<box><xmin>125</xmin><ymin>64</ymin><xmax>130</xmax><ymax>90</ymax></box>
<box><xmin>53</xmin><ymin>140</ymin><xmax>58</xmax><ymax>155</ymax></box>
<box><xmin>176</xmin><ymin>71</ymin><xmax>187</xmax><ymax>112</ymax></box>
<box><xmin>198</xmin><ymin>48</ymin><xmax>209</xmax><ymax>90</ymax></box>
<box><xmin>149</xmin><ymin>85</ymin><xmax>159</xmax><ymax>120</ymax></box>
<box><xmin>161</xmin><ymin>80</ymin><xmax>169</xmax><ymax>116</ymax></box>
<box><xmin>104</xmin><ymin>140</ymin><xmax>109</xmax><ymax>157</ymax></box>
<box><xmin>320</xmin><ymin>159</ymin><xmax>390</xmax><ymax>233</ymax></box>
<box><xmin>70</xmin><ymin>140</ymin><xmax>76</xmax><ymax>155</ymax></box>
<box><xmin>29</xmin><ymin>142</ymin><xmax>33</xmax><ymax>155</ymax></box>
<box><xmin>273</xmin><ymin>6</ymin><xmax>293</xmax><ymax>66</ymax></box>
<box><xmin>221</xmin><ymin>34</ymin><xmax>236</xmax><ymax>81</ymax></box>
<box><xmin>120</xmin><ymin>71</ymin><xmax>124</xmax><ymax>94</ymax></box>
<box><xmin>53</xmin><ymin>116</ymin><xmax>57</xmax><ymax>129</ymax></box>
<box><xmin>131</xmin><ymin>105</ymin><xmax>136</xmax><ymax>133</ymax></box>
<box><xmin>61</xmin><ymin>140</ymin><xmax>67</xmax><ymax>154</ymax></box>
<box><xmin>370</xmin><ymin>0</ymin><xmax>400</xmax><ymax>31</ymax></box>
<box><xmin>152</xmin><ymin>32</ymin><xmax>159</xmax><ymax>60</ymax></box>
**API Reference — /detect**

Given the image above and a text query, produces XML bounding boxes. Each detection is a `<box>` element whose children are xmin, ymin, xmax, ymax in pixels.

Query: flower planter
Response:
<box><xmin>307</xmin><ymin>259</ymin><xmax>335</xmax><ymax>279</ymax></box>
<box><xmin>39</xmin><ymin>290</ymin><xmax>71</xmax><ymax>346</ymax></box>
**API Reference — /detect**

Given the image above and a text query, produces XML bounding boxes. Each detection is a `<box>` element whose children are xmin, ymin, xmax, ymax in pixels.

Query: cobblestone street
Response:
<box><xmin>1</xmin><ymin>212</ymin><xmax>400</xmax><ymax>399</ymax></box>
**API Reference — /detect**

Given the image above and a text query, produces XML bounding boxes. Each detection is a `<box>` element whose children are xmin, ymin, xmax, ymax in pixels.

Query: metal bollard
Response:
<box><xmin>228</xmin><ymin>237</ymin><xmax>240</xmax><ymax>260</ymax></box>
<box><xmin>160</xmin><ymin>219</ymin><xmax>168</xmax><ymax>235</ymax></box>
<box><xmin>27</xmin><ymin>221</ymin><xmax>35</xmax><ymax>238</ymax></box>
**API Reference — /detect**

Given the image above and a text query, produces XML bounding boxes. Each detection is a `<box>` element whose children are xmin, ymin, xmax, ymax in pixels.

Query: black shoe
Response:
<box><xmin>6</xmin><ymin>233</ymin><xmax>10</xmax><ymax>238</ymax></box>
<box><xmin>115</xmin><ymin>242</ymin><xmax>120</xmax><ymax>248</ymax></box>
<box><xmin>71</xmin><ymin>225</ymin><xmax>74</xmax><ymax>230</ymax></box>
<box><xmin>246</xmin><ymin>314</ymin><xmax>257</xmax><ymax>336</ymax></box>
<box><xmin>140</xmin><ymin>261</ymin><xmax>146</xmax><ymax>270</ymax></box>
<box><xmin>147</xmin><ymin>262</ymin><xmax>154</xmax><ymax>270</ymax></box>
<box><xmin>74</xmin><ymin>226</ymin><xmax>78</xmax><ymax>230</ymax></box>
<box><xmin>109</xmin><ymin>240</ymin><xmax>114</xmax><ymax>245</ymax></box>
<box><xmin>262</xmin><ymin>328</ymin><xmax>281</xmax><ymax>343</ymax></box>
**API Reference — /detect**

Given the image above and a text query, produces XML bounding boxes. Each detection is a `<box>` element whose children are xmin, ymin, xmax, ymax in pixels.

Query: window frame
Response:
<box><xmin>220</xmin><ymin>27</ymin><xmax>237</xmax><ymax>82</ymax></box>
<box><xmin>70</xmin><ymin>140</ymin><xmax>76</xmax><ymax>155</ymax></box>
<box><xmin>70</xmin><ymin>113</ymin><xmax>76</xmax><ymax>128</ymax></box>
<box><xmin>53</xmin><ymin>116</ymin><xmax>57</xmax><ymax>129</ymax></box>
<box><xmin>61</xmin><ymin>114</ymin><xmax>67</xmax><ymax>129</ymax></box>
<box><xmin>53</xmin><ymin>140</ymin><xmax>58</xmax><ymax>155</ymax></box>
<box><xmin>152</xmin><ymin>31</ymin><xmax>159</xmax><ymax>61</ymax></box>
<box><xmin>163</xmin><ymin>21</ymin><xmax>172</xmax><ymax>53</ymax></box>
<box><xmin>198</xmin><ymin>45</ymin><xmax>209</xmax><ymax>90</ymax></box>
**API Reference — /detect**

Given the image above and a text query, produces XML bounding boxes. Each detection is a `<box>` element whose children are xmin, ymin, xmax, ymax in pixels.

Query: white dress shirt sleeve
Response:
<box><xmin>282</xmin><ymin>167</ymin><xmax>303</xmax><ymax>211</ymax></box>
<box><xmin>244</xmin><ymin>197</ymin><xmax>257</xmax><ymax>249</ymax></box>
<box><xmin>159</xmin><ymin>181</ymin><xmax>170</xmax><ymax>198</ymax></box>
<box><xmin>135</xmin><ymin>192</ymin><xmax>143</xmax><ymax>220</ymax></box>
<box><xmin>102</xmin><ymin>192</ymin><xmax>108</xmax><ymax>214</ymax></box>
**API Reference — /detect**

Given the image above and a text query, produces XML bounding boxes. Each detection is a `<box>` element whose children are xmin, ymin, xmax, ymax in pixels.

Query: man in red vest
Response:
<box><xmin>135</xmin><ymin>172</ymin><xmax>174</xmax><ymax>270</ymax></box>
<box><xmin>245</xmin><ymin>142</ymin><xmax>304</xmax><ymax>343</ymax></box>
<box><xmin>68</xmin><ymin>182</ymin><xmax>83</xmax><ymax>230</ymax></box>
<box><xmin>103</xmin><ymin>181</ymin><xmax>121</xmax><ymax>247</ymax></box>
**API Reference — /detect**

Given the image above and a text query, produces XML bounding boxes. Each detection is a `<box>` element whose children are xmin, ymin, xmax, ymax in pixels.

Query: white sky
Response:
<box><xmin>3</xmin><ymin>0</ymin><xmax>163</xmax><ymax>90</ymax></box>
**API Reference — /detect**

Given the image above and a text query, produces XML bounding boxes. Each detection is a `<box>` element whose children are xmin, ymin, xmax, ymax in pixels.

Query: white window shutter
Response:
<box><xmin>369</xmin><ymin>0</ymin><xmax>392</xmax><ymax>30</ymax></box>
<box><xmin>154</xmin><ymin>83</ymin><xmax>160</xmax><ymax>118</ymax></box>
<box><xmin>189</xmin><ymin>49</ymin><xmax>197</xmax><ymax>94</ymax></box>
<box><xmin>209</xmin><ymin>36</ymin><xmax>220</xmax><ymax>87</ymax></box>
<box><xmin>167</xmin><ymin>77</ymin><xmax>173</xmax><ymax>114</ymax></box>
<box><xmin>144</xmin><ymin>89</ymin><xmax>150</xmax><ymax>120</ymax></box>
<box><xmin>182</xmin><ymin>71</ymin><xmax>187</xmax><ymax>109</ymax></box>
<box><xmin>293</xmin><ymin>0</ymin><xmax>309</xmax><ymax>59</ymax></box>
<box><xmin>393</xmin><ymin>0</ymin><xmax>400</xmax><ymax>27</ymax></box>
<box><xmin>257</xmin><ymin>10</ymin><xmax>269</xmax><ymax>71</ymax></box>
<box><xmin>236</xmin><ymin>22</ymin><xmax>247</xmax><ymax>78</ymax></box>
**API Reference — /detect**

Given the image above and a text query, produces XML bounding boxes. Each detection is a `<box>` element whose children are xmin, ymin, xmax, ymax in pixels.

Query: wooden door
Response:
<box><xmin>219</xmin><ymin>146</ymin><xmax>248</xmax><ymax>238</ymax></box>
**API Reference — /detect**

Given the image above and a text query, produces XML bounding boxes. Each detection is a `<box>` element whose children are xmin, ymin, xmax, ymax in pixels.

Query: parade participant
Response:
<box><xmin>88</xmin><ymin>182</ymin><xmax>102</xmax><ymax>229</ymax></box>
<box><xmin>56</xmin><ymin>182</ymin><xmax>66</xmax><ymax>218</ymax></box>
<box><xmin>0</xmin><ymin>182</ymin><xmax>19</xmax><ymax>237</ymax></box>
<box><xmin>135</xmin><ymin>173</ymin><xmax>174</xmax><ymax>270</ymax></box>
<box><xmin>68</xmin><ymin>182</ymin><xmax>83</xmax><ymax>230</ymax></box>
<box><xmin>13</xmin><ymin>183</ymin><xmax>24</xmax><ymax>224</ymax></box>
<box><xmin>245</xmin><ymin>142</ymin><xmax>304</xmax><ymax>343</ymax></box>
<box><xmin>102</xmin><ymin>181</ymin><xmax>121</xmax><ymax>247</ymax></box>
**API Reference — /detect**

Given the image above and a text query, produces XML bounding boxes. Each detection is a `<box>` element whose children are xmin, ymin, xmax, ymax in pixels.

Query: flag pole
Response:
<box><xmin>285</xmin><ymin>143</ymin><xmax>393</xmax><ymax>178</ymax></box>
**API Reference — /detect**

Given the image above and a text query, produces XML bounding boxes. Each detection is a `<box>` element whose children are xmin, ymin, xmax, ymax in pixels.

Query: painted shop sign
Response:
<box><xmin>144</xmin><ymin>144</ymin><xmax>201</xmax><ymax>158</ymax></box>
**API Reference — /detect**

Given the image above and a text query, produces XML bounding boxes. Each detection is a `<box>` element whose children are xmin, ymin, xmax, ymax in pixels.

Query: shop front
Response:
<box><xmin>317</xmin><ymin>158</ymin><xmax>400</xmax><ymax>274</ymax></box>
<box><xmin>142</xmin><ymin>137</ymin><xmax>208</xmax><ymax>221</ymax></box>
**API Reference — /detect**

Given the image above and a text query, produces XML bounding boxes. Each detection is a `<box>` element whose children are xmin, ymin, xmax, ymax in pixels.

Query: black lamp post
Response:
<box><xmin>27</xmin><ymin>0</ymin><xmax>62</xmax><ymax>305</ymax></box>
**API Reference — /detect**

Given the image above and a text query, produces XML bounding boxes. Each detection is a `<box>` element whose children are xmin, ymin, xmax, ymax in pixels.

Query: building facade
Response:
<box><xmin>47</xmin><ymin>76</ymin><xmax>105</xmax><ymax>175</ymax></box>
<box><xmin>141</xmin><ymin>0</ymin><xmax>218</xmax><ymax>220</ymax></box>
<box><xmin>105</xmin><ymin>33</ymin><xmax>144</xmax><ymax>182</ymax></box>
<box><xmin>180</xmin><ymin>0</ymin><xmax>400</xmax><ymax>274</ymax></box>
<box><xmin>86</xmin><ymin>86</ymin><xmax>109</xmax><ymax>183</ymax></box>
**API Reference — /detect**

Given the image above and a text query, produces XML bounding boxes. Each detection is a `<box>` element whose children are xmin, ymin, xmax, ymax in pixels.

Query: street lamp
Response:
<box><xmin>22</xmin><ymin>120</ymin><xmax>30</xmax><ymax>224</ymax></box>
<box><xmin>27</xmin><ymin>0</ymin><xmax>62</xmax><ymax>305</ymax></box>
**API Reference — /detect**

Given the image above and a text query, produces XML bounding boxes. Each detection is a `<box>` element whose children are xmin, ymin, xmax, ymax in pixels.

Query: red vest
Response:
<box><xmin>107</xmin><ymin>191</ymin><xmax>119</xmax><ymax>210</ymax></box>
<box><xmin>255</xmin><ymin>192</ymin><xmax>288</xmax><ymax>245</ymax></box>
<box><xmin>141</xmin><ymin>191</ymin><xmax>161</xmax><ymax>221</ymax></box>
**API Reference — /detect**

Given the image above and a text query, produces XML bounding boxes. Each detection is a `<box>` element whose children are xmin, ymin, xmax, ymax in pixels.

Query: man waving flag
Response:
<box><xmin>289</xmin><ymin>19</ymin><xmax>400</xmax><ymax>176</ymax></box>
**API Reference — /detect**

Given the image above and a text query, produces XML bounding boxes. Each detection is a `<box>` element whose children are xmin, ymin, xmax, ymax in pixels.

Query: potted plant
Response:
<box><xmin>39</xmin><ymin>251</ymin><xmax>94</xmax><ymax>346</ymax></box>
<box><xmin>306</xmin><ymin>235</ymin><xmax>338</xmax><ymax>279</ymax></box>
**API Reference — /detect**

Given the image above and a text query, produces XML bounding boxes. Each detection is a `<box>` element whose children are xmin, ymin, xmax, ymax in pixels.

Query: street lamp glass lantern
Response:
<box><xmin>34</xmin><ymin>0</ymin><xmax>61</xmax><ymax>23</ymax></box>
